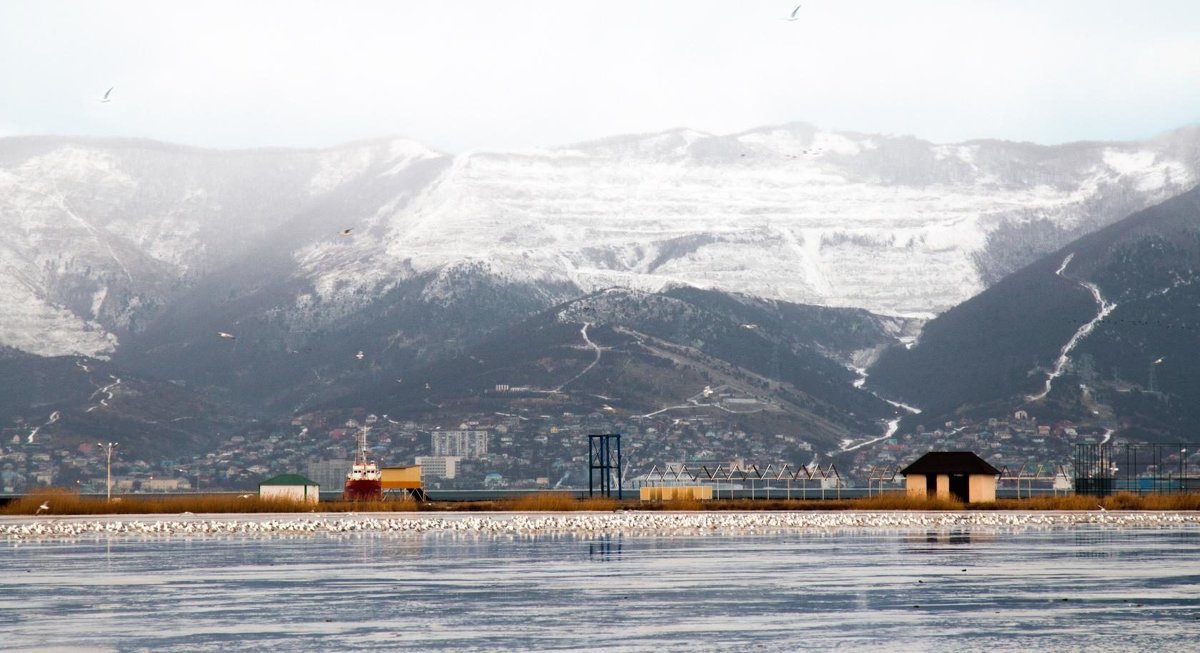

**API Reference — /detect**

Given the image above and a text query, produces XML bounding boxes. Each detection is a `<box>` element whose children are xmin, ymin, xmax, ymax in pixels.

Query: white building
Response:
<box><xmin>415</xmin><ymin>455</ymin><xmax>461</xmax><ymax>480</ymax></box>
<box><xmin>142</xmin><ymin>478</ymin><xmax>190</xmax><ymax>492</ymax></box>
<box><xmin>258</xmin><ymin>473</ymin><xmax>320</xmax><ymax>504</ymax></box>
<box><xmin>432</xmin><ymin>430</ymin><xmax>488</xmax><ymax>459</ymax></box>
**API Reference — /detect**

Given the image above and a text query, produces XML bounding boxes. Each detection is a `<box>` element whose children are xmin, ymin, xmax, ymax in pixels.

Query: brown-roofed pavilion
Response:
<box><xmin>900</xmin><ymin>451</ymin><xmax>1001</xmax><ymax>503</ymax></box>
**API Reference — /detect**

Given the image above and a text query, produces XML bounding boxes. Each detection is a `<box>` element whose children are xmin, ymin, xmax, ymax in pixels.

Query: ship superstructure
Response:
<box><xmin>343</xmin><ymin>425</ymin><xmax>382</xmax><ymax>501</ymax></box>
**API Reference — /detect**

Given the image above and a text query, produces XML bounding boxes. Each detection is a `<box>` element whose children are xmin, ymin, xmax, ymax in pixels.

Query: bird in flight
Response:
<box><xmin>355</xmin><ymin>350</ymin><xmax>364</xmax><ymax>361</ymax></box>
<box><xmin>99</xmin><ymin>87</ymin><xmax>113</xmax><ymax>103</ymax></box>
<box><xmin>36</xmin><ymin>502</ymin><xmax>50</xmax><ymax>515</ymax></box>
<box><xmin>217</xmin><ymin>331</ymin><xmax>236</xmax><ymax>340</ymax></box>
<box><xmin>784</xmin><ymin>4</ymin><xmax>801</xmax><ymax>21</ymax></box>
<box><xmin>339</xmin><ymin>228</ymin><xmax>353</xmax><ymax>236</ymax></box>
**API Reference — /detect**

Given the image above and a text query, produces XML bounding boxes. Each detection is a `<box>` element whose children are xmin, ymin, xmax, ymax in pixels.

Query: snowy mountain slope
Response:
<box><xmin>2</xmin><ymin>125</ymin><xmax>1197</xmax><ymax>360</ymax></box>
<box><xmin>319</xmin><ymin>123</ymin><xmax>1199</xmax><ymax>318</ymax></box>
<box><xmin>0</xmin><ymin>136</ymin><xmax>442</xmax><ymax>357</ymax></box>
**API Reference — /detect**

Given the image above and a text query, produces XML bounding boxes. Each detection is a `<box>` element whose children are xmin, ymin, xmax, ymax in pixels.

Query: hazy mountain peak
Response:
<box><xmin>3</xmin><ymin>125</ymin><xmax>1199</xmax><ymax>359</ymax></box>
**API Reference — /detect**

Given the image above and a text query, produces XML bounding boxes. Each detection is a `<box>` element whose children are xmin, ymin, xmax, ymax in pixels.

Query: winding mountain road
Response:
<box><xmin>1028</xmin><ymin>254</ymin><xmax>1117</xmax><ymax>401</ymax></box>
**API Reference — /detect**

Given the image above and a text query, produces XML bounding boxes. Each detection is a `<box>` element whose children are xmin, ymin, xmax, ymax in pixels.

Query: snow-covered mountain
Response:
<box><xmin>0</xmin><ymin>136</ymin><xmax>444</xmax><ymax>357</ymax></box>
<box><xmin>2</xmin><ymin>124</ymin><xmax>1198</xmax><ymax>359</ymax></box>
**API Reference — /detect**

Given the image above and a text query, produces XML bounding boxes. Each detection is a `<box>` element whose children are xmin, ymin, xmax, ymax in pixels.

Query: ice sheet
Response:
<box><xmin>2</xmin><ymin>524</ymin><xmax>1198</xmax><ymax>651</ymax></box>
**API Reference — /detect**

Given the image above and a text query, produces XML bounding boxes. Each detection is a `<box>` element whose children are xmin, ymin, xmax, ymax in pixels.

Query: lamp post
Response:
<box><xmin>97</xmin><ymin>442</ymin><xmax>117</xmax><ymax>501</ymax></box>
<box><xmin>1181</xmin><ymin>448</ymin><xmax>1188</xmax><ymax>492</ymax></box>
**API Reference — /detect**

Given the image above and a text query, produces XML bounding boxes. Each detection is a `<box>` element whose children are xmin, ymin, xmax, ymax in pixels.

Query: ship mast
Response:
<box><xmin>356</xmin><ymin>425</ymin><xmax>371</xmax><ymax>465</ymax></box>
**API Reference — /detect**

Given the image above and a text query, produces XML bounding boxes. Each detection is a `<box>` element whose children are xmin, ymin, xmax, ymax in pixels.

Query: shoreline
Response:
<box><xmin>3</xmin><ymin>510</ymin><xmax>1199</xmax><ymax>541</ymax></box>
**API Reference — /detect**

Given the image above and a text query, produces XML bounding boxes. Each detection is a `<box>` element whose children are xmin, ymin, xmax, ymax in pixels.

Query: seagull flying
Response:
<box><xmin>784</xmin><ymin>4</ymin><xmax>801</xmax><ymax>21</ymax></box>
<box><xmin>1097</xmin><ymin>505</ymin><xmax>1107</xmax><ymax>512</ymax></box>
<box><xmin>355</xmin><ymin>350</ymin><xmax>364</xmax><ymax>361</ymax></box>
<box><xmin>217</xmin><ymin>331</ymin><xmax>237</xmax><ymax>340</ymax></box>
<box><xmin>339</xmin><ymin>228</ymin><xmax>353</xmax><ymax>236</ymax></box>
<box><xmin>1154</xmin><ymin>357</ymin><xmax>1165</xmax><ymax>364</ymax></box>
<box><xmin>99</xmin><ymin>87</ymin><xmax>113</xmax><ymax>103</ymax></box>
<box><xmin>36</xmin><ymin>502</ymin><xmax>49</xmax><ymax>515</ymax></box>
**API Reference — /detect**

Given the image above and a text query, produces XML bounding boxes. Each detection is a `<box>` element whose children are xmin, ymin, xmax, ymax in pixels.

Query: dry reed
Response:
<box><xmin>0</xmin><ymin>487</ymin><xmax>418</xmax><ymax>515</ymax></box>
<box><xmin>499</xmin><ymin>492</ymin><xmax>620</xmax><ymax>512</ymax></box>
<box><xmin>7</xmin><ymin>487</ymin><xmax>1200</xmax><ymax>515</ymax></box>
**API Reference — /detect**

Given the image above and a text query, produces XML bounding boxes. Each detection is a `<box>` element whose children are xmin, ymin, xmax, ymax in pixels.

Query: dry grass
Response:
<box><xmin>588</xmin><ymin>492</ymin><xmax>1200</xmax><ymax>512</ymax></box>
<box><xmin>499</xmin><ymin>492</ymin><xmax>620</xmax><ymax>512</ymax></box>
<box><xmin>315</xmin><ymin>499</ymin><xmax>421</xmax><ymax>513</ymax></box>
<box><xmin>7</xmin><ymin>488</ymin><xmax>1200</xmax><ymax>515</ymax></box>
<box><xmin>852</xmin><ymin>493</ymin><xmax>967</xmax><ymax>511</ymax></box>
<box><xmin>578</xmin><ymin>496</ymin><xmax>621</xmax><ymax>511</ymax></box>
<box><xmin>982</xmin><ymin>492</ymin><xmax>1200</xmax><ymax>511</ymax></box>
<box><xmin>0</xmin><ymin>487</ymin><xmax>419</xmax><ymax>515</ymax></box>
<box><xmin>666</xmin><ymin>497</ymin><xmax>706</xmax><ymax>511</ymax></box>
<box><xmin>639</xmin><ymin>494</ymin><xmax>965</xmax><ymax>511</ymax></box>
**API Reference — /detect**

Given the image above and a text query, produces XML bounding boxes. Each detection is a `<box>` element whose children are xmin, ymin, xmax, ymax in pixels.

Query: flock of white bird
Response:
<box><xmin>4</xmin><ymin>511</ymin><xmax>1198</xmax><ymax>541</ymax></box>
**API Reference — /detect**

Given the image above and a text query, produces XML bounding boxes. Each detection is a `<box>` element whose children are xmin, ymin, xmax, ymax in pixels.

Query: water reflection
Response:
<box><xmin>2</xmin><ymin>526</ymin><xmax>1198</xmax><ymax>651</ymax></box>
<box><xmin>588</xmin><ymin>534</ymin><xmax>624</xmax><ymax>561</ymax></box>
<box><xmin>1073</xmin><ymin>529</ymin><xmax>1118</xmax><ymax>558</ymax></box>
<box><xmin>902</xmin><ymin>530</ymin><xmax>993</xmax><ymax>551</ymax></box>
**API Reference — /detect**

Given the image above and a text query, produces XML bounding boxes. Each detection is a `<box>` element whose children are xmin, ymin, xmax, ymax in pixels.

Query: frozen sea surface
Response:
<box><xmin>2</xmin><ymin>521</ymin><xmax>1199</xmax><ymax>651</ymax></box>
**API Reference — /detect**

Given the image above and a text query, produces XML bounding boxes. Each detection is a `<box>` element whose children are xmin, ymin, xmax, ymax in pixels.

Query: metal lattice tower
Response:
<box><xmin>588</xmin><ymin>433</ymin><xmax>623</xmax><ymax>499</ymax></box>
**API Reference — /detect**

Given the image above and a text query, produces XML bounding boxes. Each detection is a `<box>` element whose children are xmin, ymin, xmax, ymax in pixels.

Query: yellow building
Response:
<box><xmin>901</xmin><ymin>451</ymin><xmax>999</xmax><ymax>503</ymax></box>
<box><xmin>381</xmin><ymin>465</ymin><xmax>424</xmax><ymax>499</ymax></box>
<box><xmin>639</xmin><ymin>485</ymin><xmax>713</xmax><ymax>501</ymax></box>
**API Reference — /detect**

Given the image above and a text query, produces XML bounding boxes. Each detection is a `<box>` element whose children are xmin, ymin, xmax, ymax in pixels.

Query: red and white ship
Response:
<box><xmin>343</xmin><ymin>425</ymin><xmax>382</xmax><ymax>501</ymax></box>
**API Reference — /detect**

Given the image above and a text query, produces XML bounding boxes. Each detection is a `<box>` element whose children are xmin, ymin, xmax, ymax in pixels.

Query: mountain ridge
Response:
<box><xmin>3</xmin><ymin>124</ymin><xmax>1199</xmax><ymax>359</ymax></box>
<box><xmin>868</xmin><ymin>183</ymin><xmax>1200</xmax><ymax>440</ymax></box>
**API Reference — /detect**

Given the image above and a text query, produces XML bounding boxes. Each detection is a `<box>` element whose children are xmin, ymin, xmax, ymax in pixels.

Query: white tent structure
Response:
<box><xmin>258</xmin><ymin>473</ymin><xmax>320</xmax><ymax>504</ymax></box>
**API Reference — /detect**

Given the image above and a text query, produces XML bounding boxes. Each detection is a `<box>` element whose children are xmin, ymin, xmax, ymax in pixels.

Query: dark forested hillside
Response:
<box><xmin>869</xmin><ymin>184</ymin><xmax>1200</xmax><ymax>440</ymax></box>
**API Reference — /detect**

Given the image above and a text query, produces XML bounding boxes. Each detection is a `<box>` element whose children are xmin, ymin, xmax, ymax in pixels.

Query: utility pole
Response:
<box><xmin>97</xmin><ymin>442</ymin><xmax>118</xmax><ymax>501</ymax></box>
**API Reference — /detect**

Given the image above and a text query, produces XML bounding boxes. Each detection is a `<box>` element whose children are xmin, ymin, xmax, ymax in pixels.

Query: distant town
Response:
<box><xmin>1</xmin><ymin>403</ymin><xmax>1113</xmax><ymax>495</ymax></box>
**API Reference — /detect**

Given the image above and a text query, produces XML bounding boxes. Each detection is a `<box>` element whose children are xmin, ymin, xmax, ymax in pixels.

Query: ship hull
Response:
<box><xmin>343</xmin><ymin>479</ymin><xmax>382</xmax><ymax>501</ymax></box>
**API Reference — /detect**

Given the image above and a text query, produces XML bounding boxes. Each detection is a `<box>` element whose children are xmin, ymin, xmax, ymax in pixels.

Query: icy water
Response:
<box><xmin>2</xmin><ymin>525</ymin><xmax>1199</xmax><ymax>651</ymax></box>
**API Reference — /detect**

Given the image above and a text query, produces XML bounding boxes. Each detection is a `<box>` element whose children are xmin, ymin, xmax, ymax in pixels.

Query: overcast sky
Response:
<box><xmin>2</xmin><ymin>0</ymin><xmax>1199</xmax><ymax>153</ymax></box>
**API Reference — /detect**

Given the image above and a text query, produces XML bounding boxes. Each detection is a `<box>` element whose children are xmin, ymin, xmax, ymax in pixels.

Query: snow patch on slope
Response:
<box><xmin>1103</xmin><ymin>148</ymin><xmax>1192</xmax><ymax>192</ymax></box>
<box><xmin>0</xmin><ymin>282</ymin><xmax>117</xmax><ymax>357</ymax></box>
